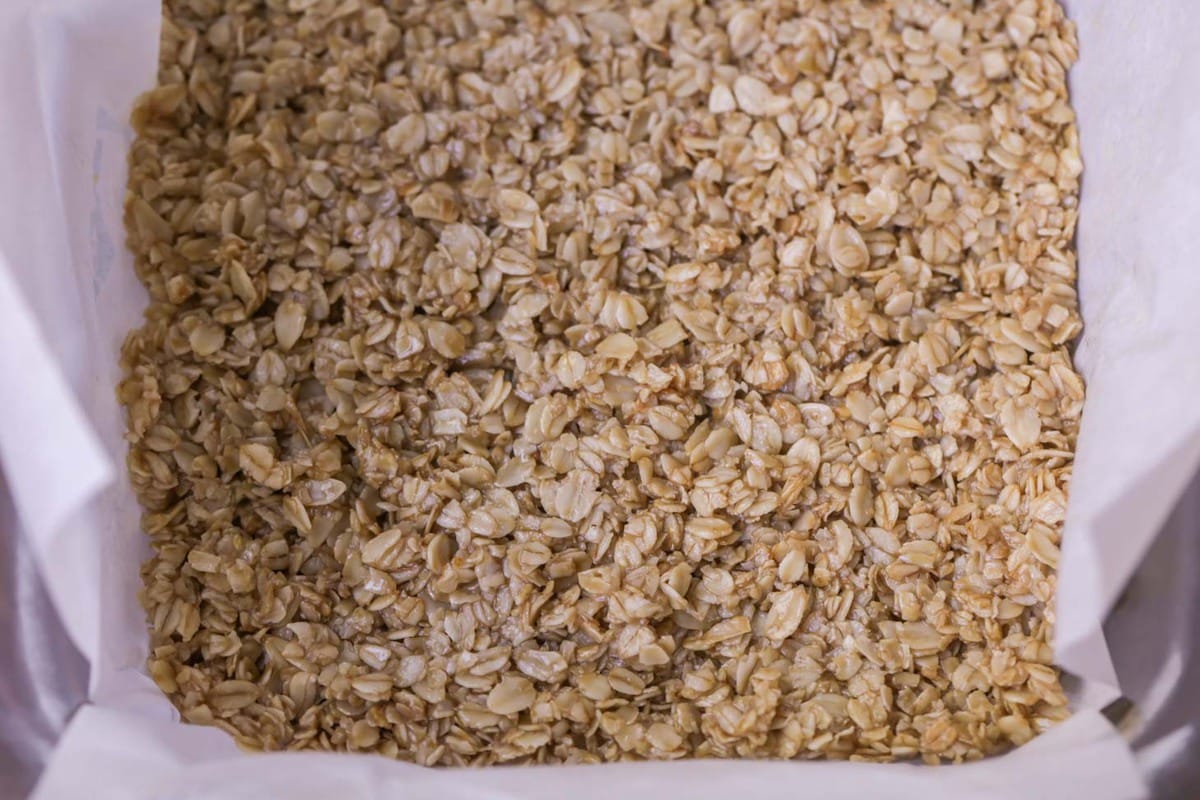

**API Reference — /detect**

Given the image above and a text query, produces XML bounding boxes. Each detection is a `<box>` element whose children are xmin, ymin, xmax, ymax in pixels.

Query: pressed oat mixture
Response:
<box><xmin>120</xmin><ymin>0</ymin><xmax>1083</xmax><ymax>764</ymax></box>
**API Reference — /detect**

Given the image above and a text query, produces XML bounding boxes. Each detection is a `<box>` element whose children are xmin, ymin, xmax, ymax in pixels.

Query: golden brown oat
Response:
<box><xmin>122</xmin><ymin>0</ymin><xmax>1082</xmax><ymax>766</ymax></box>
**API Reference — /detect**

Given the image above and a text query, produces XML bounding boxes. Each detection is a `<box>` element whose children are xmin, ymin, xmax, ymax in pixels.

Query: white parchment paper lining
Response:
<box><xmin>4</xmin><ymin>1</ymin><xmax>1198</xmax><ymax>797</ymax></box>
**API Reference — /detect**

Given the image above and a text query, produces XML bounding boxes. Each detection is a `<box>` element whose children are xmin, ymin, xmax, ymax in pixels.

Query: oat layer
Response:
<box><xmin>121</xmin><ymin>0</ymin><xmax>1082</xmax><ymax>765</ymax></box>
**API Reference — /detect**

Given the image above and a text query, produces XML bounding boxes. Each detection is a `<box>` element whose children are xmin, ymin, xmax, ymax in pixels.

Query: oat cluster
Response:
<box><xmin>121</xmin><ymin>0</ymin><xmax>1083</xmax><ymax>765</ymax></box>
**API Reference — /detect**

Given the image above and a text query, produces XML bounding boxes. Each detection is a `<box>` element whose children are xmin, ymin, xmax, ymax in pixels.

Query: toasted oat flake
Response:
<box><xmin>122</xmin><ymin>0</ymin><xmax>1082</xmax><ymax>766</ymax></box>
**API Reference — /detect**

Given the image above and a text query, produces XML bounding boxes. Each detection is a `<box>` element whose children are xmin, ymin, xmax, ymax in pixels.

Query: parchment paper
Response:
<box><xmin>3</xmin><ymin>0</ymin><xmax>1197</xmax><ymax>797</ymax></box>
